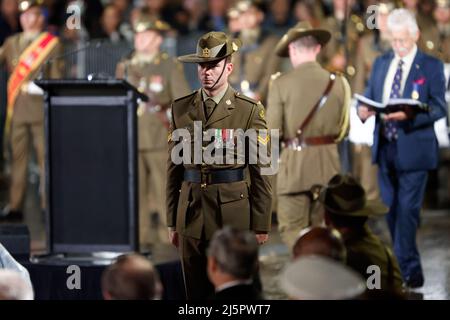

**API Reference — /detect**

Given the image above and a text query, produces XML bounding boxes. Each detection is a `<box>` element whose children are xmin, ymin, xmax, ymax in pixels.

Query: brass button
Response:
<box><xmin>240</xmin><ymin>193</ymin><xmax>244</xmax><ymax>199</ymax></box>
<box><xmin>201</xmin><ymin>183</ymin><xmax>207</xmax><ymax>189</ymax></box>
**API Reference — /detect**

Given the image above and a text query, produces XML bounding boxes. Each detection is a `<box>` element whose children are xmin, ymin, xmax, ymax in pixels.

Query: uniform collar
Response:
<box><xmin>202</xmin><ymin>84</ymin><xmax>229</xmax><ymax>105</ymax></box>
<box><xmin>191</xmin><ymin>85</ymin><xmax>236</xmax><ymax>127</ymax></box>
<box><xmin>215</xmin><ymin>279</ymin><xmax>253</xmax><ymax>293</ymax></box>
<box><xmin>134</xmin><ymin>52</ymin><xmax>158</xmax><ymax>63</ymax></box>
<box><xmin>294</xmin><ymin>61</ymin><xmax>321</xmax><ymax>72</ymax></box>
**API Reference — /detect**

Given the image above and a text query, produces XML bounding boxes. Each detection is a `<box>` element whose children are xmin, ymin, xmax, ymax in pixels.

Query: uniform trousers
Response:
<box><xmin>138</xmin><ymin>149</ymin><xmax>168</xmax><ymax>249</ymax></box>
<box><xmin>277</xmin><ymin>193</ymin><xmax>324</xmax><ymax>250</ymax></box>
<box><xmin>9</xmin><ymin>120</ymin><xmax>45</xmax><ymax>210</ymax></box>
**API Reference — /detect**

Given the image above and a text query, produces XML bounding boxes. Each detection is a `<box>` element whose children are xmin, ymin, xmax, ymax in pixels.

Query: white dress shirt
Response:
<box><xmin>382</xmin><ymin>45</ymin><xmax>418</xmax><ymax>104</ymax></box>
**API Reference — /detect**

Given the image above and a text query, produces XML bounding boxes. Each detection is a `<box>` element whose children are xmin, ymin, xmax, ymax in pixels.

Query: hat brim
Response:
<box><xmin>275</xmin><ymin>29</ymin><xmax>331</xmax><ymax>57</ymax></box>
<box><xmin>178</xmin><ymin>53</ymin><xmax>232</xmax><ymax>64</ymax></box>
<box><xmin>324</xmin><ymin>200</ymin><xmax>389</xmax><ymax>217</ymax></box>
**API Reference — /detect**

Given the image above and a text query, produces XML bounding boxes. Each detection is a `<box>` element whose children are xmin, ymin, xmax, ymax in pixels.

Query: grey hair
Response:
<box><xmin>291</xmin><ymin>35</ymin><xmax>319</xmax><ymax>50</ymax></box>
<box><xmin>0</xmin><ymin>270</ymin><xmax>34</xmax><ymax>300</ymax></box>
<box><xmin>387</xmin><ymin>8</ymin><xmax>419</xmax><ymax>36</ymax></box>
<box><xmin>207</xmin><ymin>226</ymin><xmax>259</xmax><ymax>280</ymax></box>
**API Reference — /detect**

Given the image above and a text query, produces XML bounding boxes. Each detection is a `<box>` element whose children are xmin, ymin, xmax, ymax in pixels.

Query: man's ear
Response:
<box><xmin>226</xmin><ymin>61</ymin><xmax>233</xmax><ymax>73</ymax></box>
<box><xmin>207</xmin><ymin>256</ymin><xmax>217</xmax><ymax>273</ymax></box>
<box><xmin>413</xmin><ymin>30</ymin><xmax>420</xmax><ymax>42</ymax></box>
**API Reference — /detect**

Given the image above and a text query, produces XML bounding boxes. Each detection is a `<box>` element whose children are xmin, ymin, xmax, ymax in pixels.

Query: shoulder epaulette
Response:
<box><xmin>235</xmin><ymin>92</ymin><xmax>258</xmax><ymax>105</ymax></box>
<box><xmin>270</xmin><ymin>72</ymin><xmax>282</xmax><ymax>81</ymax></box>
<box><xmin>174</xmin><ymin>90</ymin><xmax>197</xmax><ymax>103</ymax></box>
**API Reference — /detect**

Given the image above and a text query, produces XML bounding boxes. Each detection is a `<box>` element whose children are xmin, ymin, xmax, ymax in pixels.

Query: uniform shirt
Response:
<box><xmin>201</xmin><ymin>84</ymin><xmax>228</xmax><ymax>105</ymax></box>
<box><xmin>382</xmin><ymin>45</ymin><xmax>417</xmax><ymax>104</ymax></box>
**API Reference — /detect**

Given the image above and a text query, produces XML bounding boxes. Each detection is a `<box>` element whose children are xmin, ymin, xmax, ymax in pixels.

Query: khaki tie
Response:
<box><xmin>204</xmin><ymin>98</ymin><xmax>216</xmax><ymax>118</ymax></box>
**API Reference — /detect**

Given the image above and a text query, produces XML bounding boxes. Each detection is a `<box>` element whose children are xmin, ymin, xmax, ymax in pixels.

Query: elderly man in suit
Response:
<box><xmin>358</xmin><ymin>9</ymin><xmax>447</xmax><ymax>288</ymax></box>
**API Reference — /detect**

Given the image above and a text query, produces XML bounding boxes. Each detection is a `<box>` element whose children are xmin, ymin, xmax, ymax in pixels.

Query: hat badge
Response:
<box><xmin>202</xmin><ymin>47</ymin><xmax>210</xmax><ymax>57</ymax></box>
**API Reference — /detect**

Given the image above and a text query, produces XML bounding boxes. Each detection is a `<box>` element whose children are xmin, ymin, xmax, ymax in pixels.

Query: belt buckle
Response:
<box><xmin>200</xmin><ymin>171</ymin><xmax>209</xmax><ymax>188</ymax></box>
<box><xmin>293</xmin><ymin>137</ymin><xmax>302</xmax><ymax>151</ymax></box>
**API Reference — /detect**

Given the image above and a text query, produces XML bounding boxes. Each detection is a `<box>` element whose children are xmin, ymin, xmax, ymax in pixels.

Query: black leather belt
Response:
<box><xmin>184</xmin><ymin>169</ymin><xmax>245</xmax><ymax>185</ymax></box>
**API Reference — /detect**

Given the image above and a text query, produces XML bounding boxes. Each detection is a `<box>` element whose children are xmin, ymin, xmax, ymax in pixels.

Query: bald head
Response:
<box><xmin>292</xmin><ymin>227</ymin><xmax>346</xmax><ymax>262</ymax></box>
<box><xmin>102</xmin><ymin>254</ymin><xmax>162</xmax><ymax>300</ymax></box>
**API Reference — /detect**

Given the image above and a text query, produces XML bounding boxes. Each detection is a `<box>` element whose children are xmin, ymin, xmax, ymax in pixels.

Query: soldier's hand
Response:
<box><xmin>168</xmin><ymin>228</ymin><xmax>179</xmax><ymax>248</ymax></box>
<box><xmin>358</xmin><ymin>105</ymin><xmax>376</xmax><ymax>121</ymax></box>
<box><xmin>255</xmin><ymin>233</ymin><xmax>269</xmax><ymax>245</ymax></box>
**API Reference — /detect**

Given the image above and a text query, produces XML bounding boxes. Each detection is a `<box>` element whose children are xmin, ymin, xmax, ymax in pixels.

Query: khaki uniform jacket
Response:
<box><xmin>345</xmin><ymin>225</ymin><xmax>404</xmax><ymax>292</ymax></box>
<box><xmin>166</xmin><ymin>86</ymin><xmax>272</xmax><ymax>240</ymax></box>
<box><xmin>116</xmin><ymin>52</ymin><xmax>191</xmax><ymax>150</ymax></box>
<box><xmin>319</xmin><ymin>16</ymin><xmax>364</xmax><ymax>78</ymax></box>
<box><xmin>267</xmin><ymin>62</ymin><xmax>350</xmax><ymax>194</ymax></box>
<box><xmin>229</xmin><ymin>31</ymin><xmax>281</xmax><ymax>103</ymax></box>
<box><xmin>419</xmin><ymin>24</ymin><xmax>450</xmax><ymax>63</ymax></box>
<box><xmin>0</xmin><ymin>32</ymin><xmax>63</xmax><ymax>124</ymax></box>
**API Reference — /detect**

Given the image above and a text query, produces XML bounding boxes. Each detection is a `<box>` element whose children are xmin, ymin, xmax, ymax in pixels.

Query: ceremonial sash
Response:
<box><xmin>6</xmin><ymin>32</ymin><xmax>59</xmax><ymax>131</ymax></box>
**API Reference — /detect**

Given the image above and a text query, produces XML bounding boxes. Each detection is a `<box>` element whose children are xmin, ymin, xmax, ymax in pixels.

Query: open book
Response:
<box><xmin>354</xmin><ymin>94</ymin><xmax>429</xmax><ymax>114</ymax></box>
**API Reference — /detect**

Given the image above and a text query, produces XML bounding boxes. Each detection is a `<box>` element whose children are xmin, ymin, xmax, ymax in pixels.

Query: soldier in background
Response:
<box><xmin>116</xmin><ymin>16</ymin><xmax>191</xmax><ymax>251</ymax></box>
<box><xmin>402</xmin><ymin>0</ymin><xmax>436</xmax><ymax>33</ymax></box>
<box><xmin>353</xmin><ymin>2</ymin><xmax>393</xmax><ymax>95</ymax></box>
<box><xmin>420</xmin><ymin>0</ymin><xmax>450</xmax><ymax>63</ymax></box>
<box><xmin>267</xmin><ymin>21</ymin><xmax>351</xmax><ymax>250</ymax></box>
<box><xmin>226</xmin><ymin>6</ymin><xmax>242</xmax><ymax>36</ymax></box>
<box><xmin>320</xmin><ymin>0</ymin><xmax>365</xmax><ymax>86</ymax></box>
<box><xmin>0</xmin><ymin>0</ymin><xmax>62</xmax><ymax>221</ymax></box>
<box><xmin>229</xmin><ymin>0</ymin><xmax>281</xmax><ymax>104</ymax></box>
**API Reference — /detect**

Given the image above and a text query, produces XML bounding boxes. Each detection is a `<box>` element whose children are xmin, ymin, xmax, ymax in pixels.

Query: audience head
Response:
<box><xmin>100</xmin><ymin>4</ymin><xmax>122</xmax><ymax>36</ymax></box>
<box><xmin>293</xmin><ymin>226</ymin><xmax>346</xmax><ymax>262</ymax></box>
<box><xmin>102</xmin><ymin>253</ymin><xmax>162</xmax><ymax>300</ymax></box>
<box><xmin>434</xmin><ymin>0</ymin><xmax>450</xmax><ymax>24</ymax></box>
<box><xmin>279</xmin><ymin>255</ymin><xmax>366</xmax><ymax>300</ymax></box>
<box><xmin>207</xmin><ymin>226</ymin><xmax>259</xmax><ymax>287</ymax></box>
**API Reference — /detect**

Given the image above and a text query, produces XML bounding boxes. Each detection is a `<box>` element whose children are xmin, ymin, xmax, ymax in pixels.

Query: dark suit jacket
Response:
<box><xmin>363</xmin><ymin>49</ymin><xmax>447</xmax><ymax>171</ymax></box>
<box><xmin>213</xmin><ymin>283</ymin><xmax>263</xmax><ymax>300</ymax></box>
